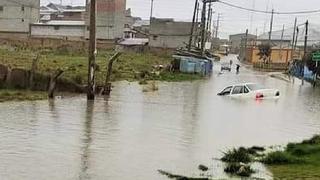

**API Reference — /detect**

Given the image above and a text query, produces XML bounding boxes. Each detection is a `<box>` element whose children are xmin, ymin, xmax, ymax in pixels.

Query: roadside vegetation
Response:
<box><xmin>0</xmin><ymin>89</ymin><xmax>47</xmax><ymax>102</ymax></box>
<box><xmin>220</xmin><ymin>135</ymin><xmax>320</xmax><ymax>179</ymax></box>
<box><xmin>0</xmin><ymin>48</ymin><xmax>203</xmax><ymax>85</ymax></box>
<box><xmin>266</xmin><ymin>135</ymin><xmax>320</xmax><ymax>179</ymax></box>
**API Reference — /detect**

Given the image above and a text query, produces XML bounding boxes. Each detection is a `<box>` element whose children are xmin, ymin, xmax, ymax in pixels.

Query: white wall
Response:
<box><xmin>31</xmin><ymin>25</ymin><xmax>85</xmax><ymax>38</ymax></box>
<box><xmin>0</xmin><ymin>0</ymin><xmax>39</xmax><ymax>33</ymax></box>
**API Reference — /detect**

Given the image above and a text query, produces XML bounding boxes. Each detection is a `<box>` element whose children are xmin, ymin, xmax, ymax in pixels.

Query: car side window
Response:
<box><xmin>244</xmin><ymin>86</ymin><xmax>249</xmax><ymax>93</ymax></box>
<box><xmin>221</xmin><ymin>86</ymin><xmax>232</xmax><ymax>95</ymax></box>
<box><xmin>232</xmin><ymin>86</ymin><xmax>243</xmax><ymax>94</ymax></box>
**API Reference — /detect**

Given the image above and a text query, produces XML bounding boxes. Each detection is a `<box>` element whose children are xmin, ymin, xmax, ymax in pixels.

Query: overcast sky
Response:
<box><xmin>41</xmin><ymin>0</ymin><xmax>320</xmax><ymax>38</ymax></box>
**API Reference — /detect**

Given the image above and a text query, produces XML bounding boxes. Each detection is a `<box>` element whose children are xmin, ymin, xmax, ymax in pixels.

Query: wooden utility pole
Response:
<box><xmin>291</xmin><ymin>18</ymin><xmax>297</xmax><ymax>60</ymax></box>
<box><xmin>302</xmin><ymin>20</ymin><xmax>309</xmax><ymax>85</ymax></box>
<box><xmin>294</xmin><ymin>27</ymin><xmax>299</xmax><ymax>50</ymax></box>
<box><xmin>244</xmin><ymin>29</ymin><xmax>249</xmax><ymax>61</ymax></box>
<box><xmin>279</xmin><ymin>24</ymin><xmax>285</xmax><ymax>61</ymax></box>
<box><xmin>268</xmin><ymin>9</ymin><xmax>274</xmax><ymax>42</ymax></box>
<box><xmin>205</xmin><ymin>2</ymin><xmax>212</xmax><ymax>41</ymax></box>
<box><xmin>200</xmin><ymin>0</ymin><xmax>207</xmax><ymax>55</ymax></box>
<box><xmin>188</xmin><ymin>0</ymin><xmax>199</xmax><ymax>51</ymax></box>
<box><xmin>215</xmin><ymin>13</ymin><xmax>221</xmax><ymax>38</ymax></box>
<box><xmin>87</xmin><ymin>0</ymin><xmax>97</xmax><ymax>100</ymax></box>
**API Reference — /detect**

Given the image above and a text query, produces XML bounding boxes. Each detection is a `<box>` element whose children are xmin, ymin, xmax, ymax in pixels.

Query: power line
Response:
<box><xmin>218</xmin><ymin>0</ymin><xmax>320</xmax><ymax>15</ymax></box>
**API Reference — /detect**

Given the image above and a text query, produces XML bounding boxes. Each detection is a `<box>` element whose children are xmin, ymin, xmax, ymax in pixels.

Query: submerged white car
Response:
<box><xmin>217</xmin><ymin>83</ymin><xmax>280</xmax><ymax>99</ymax></box>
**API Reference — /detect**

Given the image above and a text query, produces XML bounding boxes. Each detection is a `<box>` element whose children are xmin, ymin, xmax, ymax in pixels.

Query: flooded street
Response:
<box><xmin>1</xmin><ymin>55</ymin><xmax>320</xmax><ymax>180</ymax></box>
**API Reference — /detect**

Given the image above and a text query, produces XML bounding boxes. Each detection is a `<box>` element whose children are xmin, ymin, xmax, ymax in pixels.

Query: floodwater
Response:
<box><xmin>1</xmin><ymin>55</ymin><xmax>320</xmax><ymax>180</ymax></box>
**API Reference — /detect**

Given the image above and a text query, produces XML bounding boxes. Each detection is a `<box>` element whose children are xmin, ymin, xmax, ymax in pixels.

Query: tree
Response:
<box><xmin>305</xmin><ymin>50</ymin><xmax>320</xmax><ymax>74</ymax></box>
<box><xmin>257</xmin><ymin>43</ymin><xmax>271</xmax><ymax>63</ymax></box>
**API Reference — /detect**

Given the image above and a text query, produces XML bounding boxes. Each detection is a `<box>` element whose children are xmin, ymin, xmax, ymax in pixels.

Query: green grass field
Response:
<box><xmin>0</xmin><ymin>49</ymin><xmax>202</xmax><ymax>85</ymax></box>
<box><xmin>264</xmin><ymin>135</ymin><xmax>320</xmax><ymax>179</ymax></box>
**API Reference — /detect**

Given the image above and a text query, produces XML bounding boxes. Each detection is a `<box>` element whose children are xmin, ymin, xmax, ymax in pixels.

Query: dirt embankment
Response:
<box><xmin>0</xmin><ymin>64</ymin><xmax>84</xmax><ymax>93</ymax></box>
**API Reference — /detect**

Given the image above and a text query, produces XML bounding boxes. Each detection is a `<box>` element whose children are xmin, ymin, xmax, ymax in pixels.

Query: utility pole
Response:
<box><xmin>302</xmin><ymin>20</ymin><xmax>309</xmax><ymax>85</ymax></box>
<box><xmin>85</xmin><ymin>0</ymin><xmax>89</xmax><ymax>12</ymax></box>
<box><xmin>150</xmin><ymin>0</ymin><xmax>154</xmax><ymax>20</ymax></box>
<box><xmin>200</xmin><ymin>0</ymin><xmax>207</xmax><ymax>55</ymax></box>
<box><xmin>206</xmin><ymin>2</ymin><xmax>212</xmax><ymax>41</ymax></box>
<box><xmin>87</xmin><ymin>0</ymin><xmax>96</xmax><ymax>100</ymax></box>
<box><xmin>268</xmin><ymin>9</ymin><xmax>274</xmax><ymax>42</ymax></box>
<box><xmin>215</xmin><ymin>13</ymin><xmax>221</xmax><ymax>38</ymax></box>
<box><xmin>244</xmin><ymin>29</ymin><xmax>248</xmax><ymax>61</ymax></box>
<box><xmin>291</xmin><ymin>17</ymin><xmax>297</xmax><ymax>61</ymax></box>
<box><xmin>195</xmin><ymin>2</ymin><xmax>200</xmax><ymax>47</ymax></box>
<box><xmin>279</xmin><ymin>24</ymin><xmax>285</xmax><ymax>61</ymax></box>
<box><xmin>188</xmin><ymin>0</ymin><xmax>199</xmax><ymax>51</ymax></box>
<box><xmin>294</xmin><ymin>27</ymin><xmax>299</xmax><ymax>52</ymax></box>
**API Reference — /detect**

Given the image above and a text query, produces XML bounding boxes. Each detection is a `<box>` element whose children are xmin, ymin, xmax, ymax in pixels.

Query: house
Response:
<box><xmin>229</xmin><ymin>33</ymin><xmax>257</xmax><ymax>53</ymax></box>
<box><xmin>40</xmin><ymin>4</ymin><xmax>86</xmax><ymax>22</ymax></box>
<box><xmin>149</xmin><ymin>18</ymin><xmax>199</xmax><ymax>49</ymax></box>
<box><xmin>0</xmin><ymin>0</ymin><xmax>40</xmax><ymax>37</ymax></box>
<box><xmin>85</xmin><ymin>0</ymin><xmax>126</xmax><ymax>40</ymax></box>
<box><xmin>30</xmin><ymin>20</ymin><xmax>85</xmax><ymax>40</ymax></box>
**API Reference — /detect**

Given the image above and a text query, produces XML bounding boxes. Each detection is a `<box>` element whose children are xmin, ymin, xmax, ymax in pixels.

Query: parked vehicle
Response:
<box><xmin>217</xmin><ymin>83</ymin><xmax>280</xmax><ymax>99</ymax></box>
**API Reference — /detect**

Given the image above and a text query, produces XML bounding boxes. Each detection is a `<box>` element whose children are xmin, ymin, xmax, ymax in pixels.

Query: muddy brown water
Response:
<box><xmin>1</xmin><ymin>55</ymin><xmax>320</xmax><ymax>179</ymax></box>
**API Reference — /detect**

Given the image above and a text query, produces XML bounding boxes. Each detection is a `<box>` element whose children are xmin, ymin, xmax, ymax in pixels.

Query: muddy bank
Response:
<box><xmin>0</xmin><ymin>64</ymin><xmax>84</xmax><ymax>93</ymax></box>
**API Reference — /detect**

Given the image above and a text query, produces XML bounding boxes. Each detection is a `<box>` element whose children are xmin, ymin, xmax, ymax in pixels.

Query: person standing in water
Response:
<box><xmin>236</xmin><ymin>64</ymin><xmax>240</xmax><ymax>74</ymax></box>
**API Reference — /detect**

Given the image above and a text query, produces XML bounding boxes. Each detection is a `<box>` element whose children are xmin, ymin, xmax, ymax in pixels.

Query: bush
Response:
<box><xmin>224</xmin><ymin>163</ymin><xmax>254</xmax><ymax>177</ymax></box>
<box><xmin>262</xmin><ymin>151</ymin><xmax>302</xmax><ymax>165</ymax></box>
<box><xmin>302</xmin><ymin>135</ymin><xmax>320</xmax><ymax>145</ymax></box>
<box><xmin>221</xmin><ymin>147</ymin><xmax>252</xmax><ymax>163</ymax></box>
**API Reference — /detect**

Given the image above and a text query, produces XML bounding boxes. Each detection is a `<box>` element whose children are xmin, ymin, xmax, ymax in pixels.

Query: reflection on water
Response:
<box><xmin>1</xmin><ymin>59</ymin><xmax>320</xmax><ymax>179</ymax></box>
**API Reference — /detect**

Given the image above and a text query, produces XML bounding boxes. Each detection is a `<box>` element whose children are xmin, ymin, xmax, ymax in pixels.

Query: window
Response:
<box><xmin>54</xmin><ymin>26</ymin><xmax>60</xmax><ymax>30</ymax></box>
<box><xmin>0</xmin><ymin>6</ymin><xmax>3</xmax><ymax>11</ymax></box>
<box><xmin>21</xmin><ymin>6</ymin><xmax>24</xmax><ymax>11</ymax></box>
<box><xmin>232</xmin><ymin>86</ymin><xmax>244</xmax><ymax>95</ymax></box>
<box><xmin>21</xmin><ymin>18</ymin><xmax>24</xmax><ymax>22</ymax></box>
<box><xmin>220</xmin><ymin>86</ymin><xmax>232</xmax><ymax>96</ymax></box>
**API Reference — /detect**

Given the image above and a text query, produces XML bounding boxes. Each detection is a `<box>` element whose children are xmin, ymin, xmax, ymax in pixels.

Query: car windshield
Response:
<box><xmin>246</xmin><ymin>84</ymin><xmax>265</xmax><ymax>91</ymax></box>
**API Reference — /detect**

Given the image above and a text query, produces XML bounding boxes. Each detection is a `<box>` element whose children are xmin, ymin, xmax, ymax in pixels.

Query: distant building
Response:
<box><xmin>229</xmin><ymin>33</ymin><xmax>256</xmax><ymax>53</ymax></box>
<box><xmin>149</xmin><ymin>18</ymin><xmax>198</xmax><ymax>49</ymax></box>
<box><xmin>30</xmin><ymin>20</ymin><xmax>85</xmax><ymax>40</ymax></box>
<box><xmin>0</xmin><ymin>0</ymin><xmax>40</xmax><ymax>36</ymax></box>
<box><xmin>40</xmin><ymin>3</ymin><xmax>86</xmax><ymax>22</ymax></box>
<box><xmin>85</xmin><ymin>0</ymin><xmax>126</xmax><ymax>40</ymax></box>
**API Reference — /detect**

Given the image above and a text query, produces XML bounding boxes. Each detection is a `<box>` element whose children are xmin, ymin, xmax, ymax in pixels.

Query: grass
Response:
<box><xmin>221</xmin><ymin>147</ymin><xmax>252</xmax><ymax>163</ymax></box>
<box><xmin>264</xmin><ymin>135</ymin><xmax>320</xmax><ymax>179</ymax></box>
<box><xmin>0</xmin><ymin>89</ymin><xmax>47</xmax><ymax>102</ymax></box>
<box><xmin>0</xmin><ymin>48</ymin><xmax>203</xmax><ymax>85</ymax></box>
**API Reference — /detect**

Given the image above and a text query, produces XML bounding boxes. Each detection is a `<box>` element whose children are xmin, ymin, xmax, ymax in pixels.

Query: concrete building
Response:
<box><xmin>149</xmin><ymin>18</ymin><xmax>197</xmax><ymax>49</ymax></box>
<box><xmin>0</xmin><ymin>0</ymin><xmax>40</xmax><ymax>34</ymax></box>
<box><xmin>85</xmin><ymin>0</ymin><xmax>126</xmax><ymax>40</ymax></box>
<box><xmin>40</xmin><ymin>4</ymin><xmax>86</xmax><ymax>22</ymax></box>
<box><xmin>30</xmin><ymin>20</ymin><xmax>85</xmax><ymax>40</ymax></box>
<box><xmin>229</xmin><ymin>33</ymin><xmax>257</xmax><ymax>53</ymax></box>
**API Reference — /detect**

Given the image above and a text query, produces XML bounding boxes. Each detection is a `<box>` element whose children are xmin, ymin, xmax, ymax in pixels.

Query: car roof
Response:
<box><xmin>227</xmin><ymin>83</ymin><xmax>256</xmax><ymax>87</ymax></box>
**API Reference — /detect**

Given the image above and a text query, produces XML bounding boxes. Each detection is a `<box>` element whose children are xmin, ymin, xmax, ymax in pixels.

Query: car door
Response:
<box><xmin>219</xmin><ymin>86</ymin><xmax>233</xmax><ymax>96</ymax></box>
<box><xmin>230</xmin><ymin>85</ymin><xmax>244</xmax><ymax>98</ymax></box>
